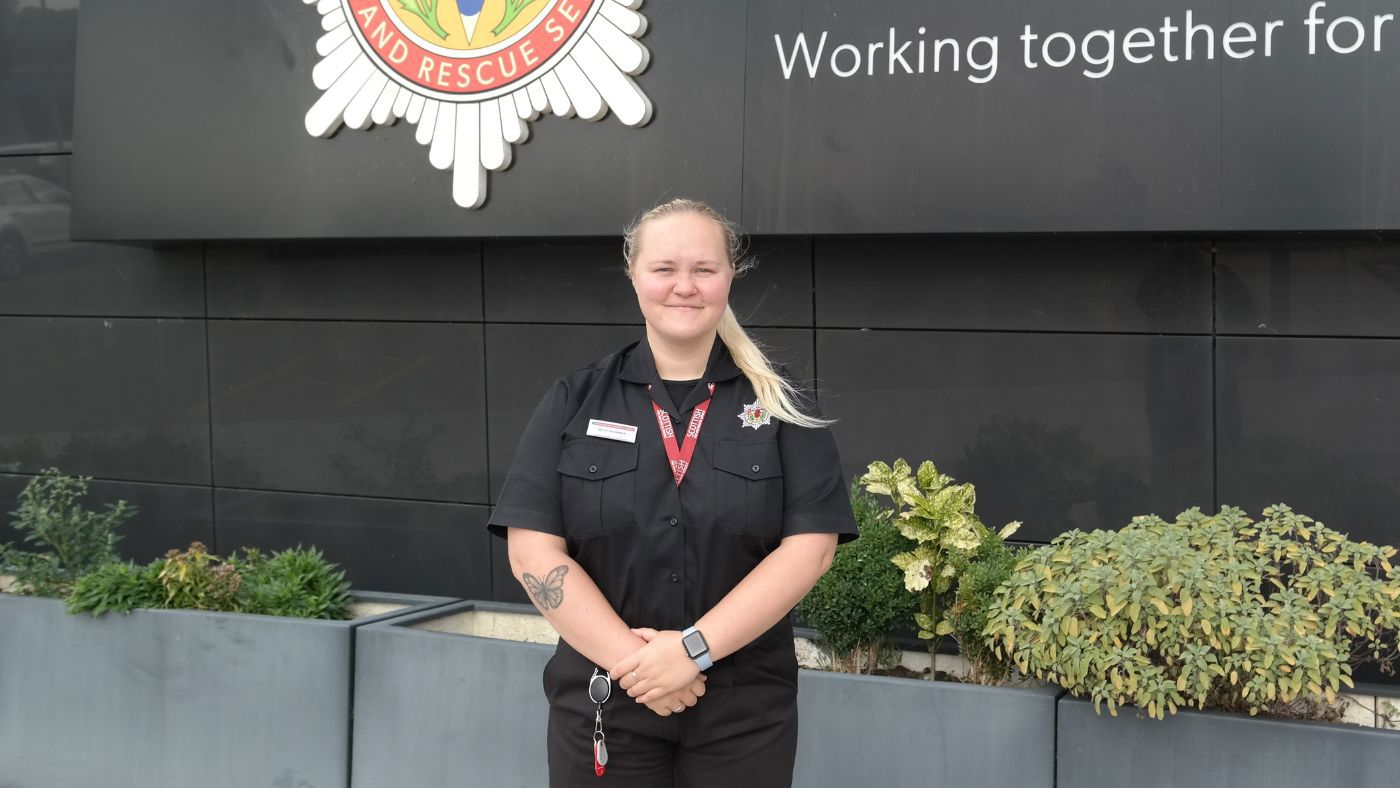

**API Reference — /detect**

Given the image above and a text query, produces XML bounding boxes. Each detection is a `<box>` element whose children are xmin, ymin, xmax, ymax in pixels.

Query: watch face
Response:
<box><xmin>682</xmin><ymin>630</ymin><xmax>707</xmax><ymax>657</ymax></box>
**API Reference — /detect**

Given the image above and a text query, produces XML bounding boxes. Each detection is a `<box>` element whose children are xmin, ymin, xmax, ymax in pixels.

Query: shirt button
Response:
<box><xmin>669</xmin><ymin>517</ymin><xmax>678</xmax><ymax>526</ymax></box>
<box><xmin>669</xmin><ymin>573</ymin><xmax>680</xmax><ymax>583</ymax></box>
<box><xmin>751</xmin><ymin>464</ymin><xmax>761</xmax><ymax>473</ymax></box>
<box><xmin>588</xmin><ymin>464</ymin><xmax>598</xmax><ymax>473</ymax></box>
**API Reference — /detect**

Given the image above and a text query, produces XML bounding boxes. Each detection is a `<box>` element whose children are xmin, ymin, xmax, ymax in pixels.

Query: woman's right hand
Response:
<box><xmin>644</xmin><ymin>675</ymin><xmax>707</xmax><ymax>717</ymax></box>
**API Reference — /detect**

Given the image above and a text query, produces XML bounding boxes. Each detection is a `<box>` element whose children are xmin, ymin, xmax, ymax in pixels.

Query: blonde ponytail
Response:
<box><xmin>717</xmin><ymin>305</ymin><xmax>833</xmax><ymax>428</ymax></box>
<box><xmin>624</xmin><ymin>197</ymin><xmax>834</xmax><ymax>429</ymax></box>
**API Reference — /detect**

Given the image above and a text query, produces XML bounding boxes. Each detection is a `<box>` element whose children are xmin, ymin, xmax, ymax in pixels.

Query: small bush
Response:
<box><xmin>948</xmin><ymin>532</ymin><xmax>1020</xmax><ymax>684</ymax></box>
<box><xmin>983</xmin><ymin>505</ymin><xmax>1400</xmax><ymax>719</ymax></box>
<box><xmin>799</xmin><ymin>483</ymin><xmax>917</xmax><ymax>673</ymax></box>
<box><xmin>66</xmin><ymin>542</ymin><xmax>353</xmax><ymax>620</ymax></box>
<box><xmin>231</xmin><ymin>545</ymin><xmax>353</xmax><ymax>619</ymax></box>
<box><xmin>66</xmin><ymin>561</ymin><xmax>163</xmax><ymax>615</ymax></box>
<box><xmin>0</xmin><ymin>468</ymin><xmax>135</xmax><ymax>597</ymax></box>
<box><xmin>860</xmin><ymin>459</ymin><xmax>1021</xmax><ymax>680</ymax></box>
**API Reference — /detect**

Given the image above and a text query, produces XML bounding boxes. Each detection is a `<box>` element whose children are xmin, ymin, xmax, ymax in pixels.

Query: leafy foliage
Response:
<box><xmin>230</xmin><ymin>545</ymin><xmax>354</xmax><ymax>619</ymax></box>
<box><xmin>67</xmin><ymin>542</ymin><xmax>353</xmax><ymax>620</ymax></box>
<box><xmin>0</xmin><ymin>468</ymin><xmax>135</xmax><ymax>597</ymax></box>
<box><xmin>861</xmin><ymin>459</ymin><xmax>1020</xmax><ymax>678</ymax></box>
<box><xmin>397</xmin><ymin>0</ymin><xmax>448</xmax><ymax>40</ymax></box>
<box><xmin>799</xmin><ymin>483</ymin><xmax>917</xmax><ymax>673</ymax></box>
<box><xmin>492</xmin><ymin>0</ymin><xmax>541</xmax><ymax>36</ymax></box>
<box><xmin>64</xmin><ymin>560</ymin><xmax>163</xmax><ymax>616</ymax></box>
<box><xmin>983</xmin><ymin>505</ymin><xmax>1400</xmax><ymax>719</ymax></box>
<box><xmin>948</xmin><ymin>532</ymin><xmax>1021</xmax><ymax>684</ymax></box>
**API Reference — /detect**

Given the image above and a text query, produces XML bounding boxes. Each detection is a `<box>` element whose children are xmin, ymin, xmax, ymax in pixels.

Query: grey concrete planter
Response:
<box><xmin>794</xmin><ymin>670</ymin><xmax>1061</xmax><ymax>788</ymax></box>
<box><xmin>351</xmin><ymin>600</ymin><xmax>1061</xmax><ymax>788</ymax></box>
<box><xmin>0</xmin><ymin>589</ymin><xmax>456</xmax><ymax>788</ymax></box>
<box><xmin>350</xmin><ymin>600</ymin><xmax>554</xmax><ymax>788</ymax></box>
<box><xmin>1057</xmin><ymin>696</ymin><xmax>1400</xmax><ymax>788</ymax></box>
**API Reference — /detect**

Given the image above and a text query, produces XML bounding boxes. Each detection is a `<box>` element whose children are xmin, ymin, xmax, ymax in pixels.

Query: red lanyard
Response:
<box><xmin>648</xmin><ymin>382</ymin><xmax>715</xmax><ymax>486</ymax></box>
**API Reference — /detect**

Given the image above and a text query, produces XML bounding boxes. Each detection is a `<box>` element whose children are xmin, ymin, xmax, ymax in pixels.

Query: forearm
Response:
<box><xmin>695</xmin><ymin>532</ymin><xmax>838</xmax><ymax>662</ymax></box>
<box><xmin>506</xmin><ymin>527</ymin><xmax>647</xmax><ymax>670</ymax></box>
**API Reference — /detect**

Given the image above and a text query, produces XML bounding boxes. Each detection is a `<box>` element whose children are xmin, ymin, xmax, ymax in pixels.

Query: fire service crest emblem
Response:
<box><xmin>298</xmin><ymin>0</ymin><xmax>652</xmax><ymax>208</ymax></box>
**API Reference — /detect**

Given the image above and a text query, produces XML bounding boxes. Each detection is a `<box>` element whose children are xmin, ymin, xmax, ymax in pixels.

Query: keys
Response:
<box><xmin>588</xmin><ymin>668</ymin><xmax>611</xmax><ymax>777</ymax></box>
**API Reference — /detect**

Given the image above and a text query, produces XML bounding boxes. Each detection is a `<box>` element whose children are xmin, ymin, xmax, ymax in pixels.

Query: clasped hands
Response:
<box><xmin>610</xmin><ymin>627</ymin><xmax>706</xmax><ymax>718</ymax></box>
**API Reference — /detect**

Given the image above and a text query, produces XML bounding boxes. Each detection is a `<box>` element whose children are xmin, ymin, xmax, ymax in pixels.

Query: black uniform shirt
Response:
<box><xmin>488</xmin><ymin>337</ymin><xmax>858</xmax><ymax>654</ymax></box>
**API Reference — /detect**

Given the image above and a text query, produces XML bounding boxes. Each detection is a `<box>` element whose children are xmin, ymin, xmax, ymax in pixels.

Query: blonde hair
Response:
<box><xmin>623</xmin><ymin>198</ymin><xmax>833</xmax><ymax>429</ymax></box>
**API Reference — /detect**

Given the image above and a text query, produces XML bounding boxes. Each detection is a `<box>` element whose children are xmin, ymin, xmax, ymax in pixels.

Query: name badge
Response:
<box><xmin>587</xmin><ymin>419</ymin><xmax>638</xmax><ymax>443</ymax></box>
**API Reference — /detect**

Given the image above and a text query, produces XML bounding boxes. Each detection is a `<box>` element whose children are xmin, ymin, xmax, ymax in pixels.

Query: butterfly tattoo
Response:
<box><xmin>523</xmin><ymin>565</ymin><xmax>569</xmax><ymax>610</ymax></box>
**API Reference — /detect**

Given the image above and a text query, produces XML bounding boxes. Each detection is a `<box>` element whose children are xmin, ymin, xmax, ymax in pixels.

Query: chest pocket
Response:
<box><xmin>557</xmin><ymin>439</ymin><xmax>638</xmax><ymax>539</ymax></box>
<box><xmin>713</xmin><ymin>440</ymin><xmax>784</xmax><ymax>539</ymax></box>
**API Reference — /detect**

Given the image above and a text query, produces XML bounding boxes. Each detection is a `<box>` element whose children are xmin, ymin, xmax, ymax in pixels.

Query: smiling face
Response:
<box><xmin>628</xmin><ymin>212</ymin><xmax>735</xmax><ymax>348</ymax></box>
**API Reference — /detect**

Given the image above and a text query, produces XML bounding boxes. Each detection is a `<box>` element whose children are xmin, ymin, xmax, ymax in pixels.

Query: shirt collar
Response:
<box><xmin>618</xmin><ymin>335</ymin><xmax>744</xmax><ymax>386</ymax></box>
<box><xmin>620</xmin><ymin>336</ymin><xmax>744</xmax><ymax>420</ymax></box>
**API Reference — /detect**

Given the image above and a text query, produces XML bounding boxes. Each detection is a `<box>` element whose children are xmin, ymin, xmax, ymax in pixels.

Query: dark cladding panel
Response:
<box><xmin>208</xmin><ymin>321</ymin><xmax>488</xmax><ymax>503</ymax></box>
<box><xmin>816</xmin><ymin>329</ymin><xmax>1214</xmax><ymax>541</ymax></box>
<box><xmin>0</xmin><ymin>1</ymin><xmax>76</xmax><ymax>154</ymax></box>
<box><xmin>0</xmin><ymin>316</ymin><xmax>211</xmax><ymax>485</ymax></box>
<box><xmin>484</xmin><ymin>236</ymin><xmax>811</xmax><ymax>326</ymax></box>
<box><xmin>72</xmin><ymin>0</ymin><xmax>745</xmax><ymax>239</ymax></box>
<box><xmin>216</xmin><ymin>488</ymin><xmax>491</xmax><ymax>599</ymax></box>
<box><xmin>1221</xmin><ymin>0</ymin><xmax>1400</xmax><ymax>229</ymax></box>
<box><xmin>0</xmin><ymin>154</ymin><xmax>202</xmax><ymax>315</ymax></box>
<box><xmin>743</xmin><ymin>0</ymin><xmax>1223</xmax><ymax>234</ymax></box>
<box><xmin>1217</xmin><ymin>337</ymin><xmax>1400</xmax><ymax>547</ymax></box>
<box><xmin>0</xmin><ymin>473</ymin><xmax>213</xmax><ymax>567</ymax></box>
<box><xmin>817</xmin><ymin>237</ymin><xmax>1212</xmax><ymax>333</ymax></box>
<box><xmin>483</xmin><ymin>239</ymin><xmax>637</xmax><ymax>323</ymax></box>
<box><xmin>207</xmin><ymin>240</ymin><xmax>482</xmax><ymax>321</ymax></box>
<box><xmin>1217</xmin><ymin>239</ymin><xmax>1400</xmax><ymax>338</ymax></box>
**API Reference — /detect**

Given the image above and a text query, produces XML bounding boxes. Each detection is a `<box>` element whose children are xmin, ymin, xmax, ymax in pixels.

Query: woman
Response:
<box><xmin>487</xmin><ymin>198</ymin><xmax>857</xmax><ymax>787</ymax></box>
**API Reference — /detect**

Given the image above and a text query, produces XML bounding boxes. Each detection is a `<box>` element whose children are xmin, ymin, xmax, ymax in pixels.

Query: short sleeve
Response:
<box><xmin>777</xmin><ymin>400</ymin><xmax>859</xmax><ymax>545</ymax></box>
<box><xmin>487</xmin><ymin>380</ymin><xmax>570</xmax><ymax>540</ymax></box>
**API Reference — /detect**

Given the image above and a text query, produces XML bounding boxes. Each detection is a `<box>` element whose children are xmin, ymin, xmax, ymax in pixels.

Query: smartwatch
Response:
<box><xmin>681</xmin><ymin>626</ymin><xmax>712</xmax><ymax>671</ymax></box>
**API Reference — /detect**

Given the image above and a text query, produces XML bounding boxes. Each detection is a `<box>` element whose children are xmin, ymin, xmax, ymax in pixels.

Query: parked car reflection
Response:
<box><xmin>0</xmin><ymin>173</ymin><xmax>71</xmax><ymax>278</ymax></box>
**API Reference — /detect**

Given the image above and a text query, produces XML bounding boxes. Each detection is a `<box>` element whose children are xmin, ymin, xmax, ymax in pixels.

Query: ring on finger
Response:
<box><xmin>670</xmin><ymin>705</ymin><xmax>684</xmax><ymax>713</ymax></box>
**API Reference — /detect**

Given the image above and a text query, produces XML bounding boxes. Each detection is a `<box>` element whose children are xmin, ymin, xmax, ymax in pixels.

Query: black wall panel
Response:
<box><xmin>1221</xmin><ymin>0</ymin><xmax>1400</xmax><ymax>229</ymax></box>
<box><xmin>215</xmin><ymin>488</ymin><xmax>492</xmax><ymax>599</ymax></box>
<box><xmin>207</xmin><ymin>241</ymin><xmax>482</xmax><ymax>322</ymax></box>
<box><xmin>0</xmin><ymin>315</ymin><xmax>211</xmax><ymax>485</ymax></box>
<box><xmin>1217</xmin><ymin>336</ymin><xmax>1400</xmax><ymax>544</ymax></box>
<box><xmin>207</xmin><ymin>320</ymin><xmax>488</xmax><ymax>502</ymax></box>
<box><xmin>817</xmin><ymin>237</ymin><xmax>1212</xmax><ymax>332</ymax></box>
<box><xmin>0</xmin><ymin>0</ymin><xmax>76</xmax><ymax>154</ymax></box>
<box><xmin>1217</xmin><ymin>239</ymin><xmax>1400</xmax><ymax>337</ymax></box>
<box><xmin>816</xmin><ymin>329</ymin><xmax>1215</xmax><ymax>542</ymax></box>
<box><xmin>0</xmin><ymin>156</ymin><xmax>206</xmax><ymax>319</ymax></box>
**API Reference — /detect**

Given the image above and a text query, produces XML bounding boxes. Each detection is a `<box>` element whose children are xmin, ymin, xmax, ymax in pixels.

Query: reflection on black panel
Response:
<box><xmin>0</xmin><ymin>170</ymin><xmax>71</xmax><ymax>278</ymax></box>
<box><xmin>0</xmin><ymin>1</ymin><xmax>77</xmax><ymax>155</ymax></box>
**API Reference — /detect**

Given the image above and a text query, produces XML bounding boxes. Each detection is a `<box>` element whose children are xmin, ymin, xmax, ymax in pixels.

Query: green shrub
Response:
<box><xmin>66</xmin><ymin>542</ymin><xmax>353</xmax><ymax>620</ymax></box>
<box><xmin>861</xmin><ymin>459</ymin><xmax>1020</xmax><ymax>679</ymax></box>
<box><xmin>948</xmin><ymin>532</ymin><xmax>1021</xmax><ymax>684</ymax></box>
<box><xmin>0</xmin><ymin>468</ymin><xmax>135</xmax><ymax>597</ymax></box>
<box><xmin>799</xmin><ymin>483</ymin><xmax>917</xmax><ymax>673</ymax></box>
<box><xmin>983</xmin><ymin>505</ymin><xmax>1400</xmax><ymax>719</ymax></box>
<box><xmin>65</xmin><ymin>560</ymin><xmax>163</xmax><ymax>615</ymax></box>
<box><xmin>230</xmin><ymin>545</ymin><xmax>353</xmax><ymax>619</ymax></box>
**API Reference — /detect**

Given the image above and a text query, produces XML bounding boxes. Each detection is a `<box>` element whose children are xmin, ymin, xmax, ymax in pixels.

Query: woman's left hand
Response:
<box><xmin>611</xmin><ymin>628</ymin><xmax>700</xmax><ymax>704</ymax></box>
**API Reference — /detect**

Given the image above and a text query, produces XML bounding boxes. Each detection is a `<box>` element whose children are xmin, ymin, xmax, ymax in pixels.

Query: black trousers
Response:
<box><xmin>543</xmin><ymin>640</ymin><xmax>799</xmax><ymax>788</ymax></box>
